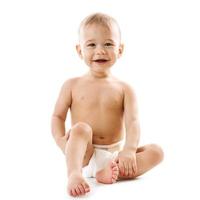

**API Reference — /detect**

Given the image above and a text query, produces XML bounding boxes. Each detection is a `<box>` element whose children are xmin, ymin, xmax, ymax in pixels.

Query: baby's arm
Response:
<box><xmin>115</xmin><ymin>82</ymin><xmax>140</xmax><ymax>176</ymax></box>
<box><xmin>123</xmin><ymin>83</ymin><xmax>140</xmax><ymax>152</ymax></box>
<box><xmin>51</xmin><ymin>79</ymin><xmax>72</xmax><ymax>154</ymax></box>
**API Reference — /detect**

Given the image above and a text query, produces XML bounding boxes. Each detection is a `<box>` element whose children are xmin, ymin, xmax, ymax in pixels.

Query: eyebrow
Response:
<box><xmin>105</xmin><ymin>39</ymin><xmax>115</xmax><ymax>42</ymax></box>
<box><xmin>85</xmin><ymin>39</ymin><xmax>95</xmax><ymax>43</ymax></box>
<box><xmin>85</xmin><ymin>39</ymin><xmax>115</xmax><ymax>43</ymax></box>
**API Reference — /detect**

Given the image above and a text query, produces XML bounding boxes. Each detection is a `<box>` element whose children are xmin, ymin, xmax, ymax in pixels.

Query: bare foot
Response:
<box><xmin>96</xmin><ymin>161</ymin><xmax>119</xmax><ymax>184</ymax></box>
<box><xmin>67</xmin><ymin>172</ymin><xmax>90</xmax><ymax>197</ymax></box>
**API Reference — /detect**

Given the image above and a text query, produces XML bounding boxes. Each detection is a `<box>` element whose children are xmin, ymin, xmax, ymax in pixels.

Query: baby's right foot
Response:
<box><xmin>67</xmin><ymin>172</ymin><xmax>90</xmax><ymax>197</ymax></box>
<box><xmin>96</xmin><ymin>161</ymin><xmax>119</xmax><ymax>184</ymax></box>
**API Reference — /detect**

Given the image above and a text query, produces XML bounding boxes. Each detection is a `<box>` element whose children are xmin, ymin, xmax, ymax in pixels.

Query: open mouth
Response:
<box><xmin>93</xmin><ymin>59</ymin><xmax>109</xmax><ymax>63</ymax></box>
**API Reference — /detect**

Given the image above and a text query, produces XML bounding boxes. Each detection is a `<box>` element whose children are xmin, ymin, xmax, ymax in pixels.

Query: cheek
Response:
<box><xmin>83</xmin><ymin>49</ymin><xmax>92</xmax><ymax>58</ymax></box>
<box><xmin>112</xmin><ymin>50</ymin><xmax>119</xmax><ymax>59</ymax></box>
<box><xmin>83</xmin><ymin>53</ymin><xmax>93</xmax><ymax>64</ymax></box>
<box><xmin>111</xmin><ymin>47</ymin><xmax>119</xmax><ymax>55</ymax></box>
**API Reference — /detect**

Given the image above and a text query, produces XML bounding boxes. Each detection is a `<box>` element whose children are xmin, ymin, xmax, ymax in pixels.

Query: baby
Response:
<box><xmin>51</xmin><ymin>13</ymin><xmax>164</xmax><ymax>197</ymax></box>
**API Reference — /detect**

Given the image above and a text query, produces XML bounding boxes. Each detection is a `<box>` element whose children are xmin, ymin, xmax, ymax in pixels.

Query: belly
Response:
<box><xmin>92</xmin><ymin>132</ymin><xmax>124</xmax><ymax>145</ymax></box>
<box><xmin>70</xmin><ymin>109</ymin><xmax>124</xmax><ymax>145</ymax></box>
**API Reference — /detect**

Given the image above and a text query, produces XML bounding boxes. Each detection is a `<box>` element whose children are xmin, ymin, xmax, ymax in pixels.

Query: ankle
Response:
<box><xmin>68</xmin><ymin>169</ymin><xmax>82</xmax><ymax>177</ymax></box>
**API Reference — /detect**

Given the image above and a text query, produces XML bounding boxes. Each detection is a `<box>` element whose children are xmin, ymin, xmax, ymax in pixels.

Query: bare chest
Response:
<box><xmin>72</xmin><ymin>82</ymin><xmax>124</xmax><ymax>110</ymax></box>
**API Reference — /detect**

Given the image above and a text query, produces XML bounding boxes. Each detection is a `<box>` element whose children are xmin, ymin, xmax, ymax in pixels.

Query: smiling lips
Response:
<box><xmin>93</xmin><ymin>59</ymin><xmax>109</xmax><ymax>63</ymax></box>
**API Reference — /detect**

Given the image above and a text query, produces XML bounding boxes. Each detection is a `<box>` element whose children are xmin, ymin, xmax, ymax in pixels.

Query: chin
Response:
<box><xmin>92</xmin><ymin>65</ymin><xmax>110</xmax><ymax>72</ymax></box>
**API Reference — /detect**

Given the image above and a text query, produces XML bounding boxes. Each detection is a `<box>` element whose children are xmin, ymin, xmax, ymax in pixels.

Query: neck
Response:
<box><xmin>87</xmin><ymin>70</ymin><xmax>112</xmax><ymax>79</ymax></box>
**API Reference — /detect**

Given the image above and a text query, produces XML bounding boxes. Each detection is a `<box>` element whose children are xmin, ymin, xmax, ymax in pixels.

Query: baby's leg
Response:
<box><xmin>96</xmin><ymin>160</ymin><xmax>119</xmax><ymax>184</ymax></box>
<box><xmin>65</xmin><ymin>122</ymin><xmax>94</xmax><ymax>197</ymax></box>
<box><xmin>118</xmin><ymin>144</ymin><xmax>164</xmax><ymax>179</ymax></box>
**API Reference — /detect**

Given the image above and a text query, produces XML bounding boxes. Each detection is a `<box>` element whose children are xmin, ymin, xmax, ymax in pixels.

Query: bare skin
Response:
<box><xmin>51</xmin><ymin>22</ymin><xmax>164</xmax><ymax>197</ymax></box>
<box><xmin>52</xmin><ymin>74</ymin><xmax>164</xmax><ymax>196</ymax></box>
<box><xmin>65</xmin><ymin>75</ymin><xmax>125</xmax><ymax>195</ymax></box>
<box><xmin>96</xmin><ymin>161</ymin><xmax>119</xmax><ymax>184</ymax></box>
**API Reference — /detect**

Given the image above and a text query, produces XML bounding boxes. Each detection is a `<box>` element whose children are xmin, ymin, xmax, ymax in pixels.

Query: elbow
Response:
<box><xmin>52</xmin><ymin>114</ymin><xmax>66</xmax><ymax>121</ymax></box>
<box><xmin>51</xmin><ymin>113</ymin><xmax>66</xmax><ymax>141</ymax></box>
<box><xmin>51</xmin><ymin>115</ymin><xmax>63</xmax><ymax>138</ymax></box>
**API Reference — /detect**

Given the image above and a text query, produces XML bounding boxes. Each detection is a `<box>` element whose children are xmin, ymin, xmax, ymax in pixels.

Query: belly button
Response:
<box><xmin>99</xmin><ymin>136</ymin><xmax>104</xmax><ymax>139</ymax></box>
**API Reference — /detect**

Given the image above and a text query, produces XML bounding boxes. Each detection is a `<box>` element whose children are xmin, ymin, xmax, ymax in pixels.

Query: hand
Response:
<box><xmin>115</xmin><ymin>149</ymin><xmax>137</xmax><ymax>177</ymax></box>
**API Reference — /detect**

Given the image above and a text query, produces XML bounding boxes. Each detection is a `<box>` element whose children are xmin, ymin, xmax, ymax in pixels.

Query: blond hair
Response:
<box><xmin>79</xmin><ymin>13</ymin><xmax>121</xmax><ymax>40</ymax></box>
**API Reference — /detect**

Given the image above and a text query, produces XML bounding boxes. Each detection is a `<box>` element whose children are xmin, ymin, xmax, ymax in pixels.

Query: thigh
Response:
<box><xmin>118</xmin><ymin>144</ymin><xmax>161</xmax><ymax>180</ymax></box>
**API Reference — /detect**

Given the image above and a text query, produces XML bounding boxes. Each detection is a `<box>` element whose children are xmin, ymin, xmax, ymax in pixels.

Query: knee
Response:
<box><xmin>71</xmin><ymin>122</ymin><xmax>93</xmax><ymax>140</ymax></box>
<box><xmin>148</xmin><ymin>144</ymin><xmax>164</xmax><ymax>164</ymax></box>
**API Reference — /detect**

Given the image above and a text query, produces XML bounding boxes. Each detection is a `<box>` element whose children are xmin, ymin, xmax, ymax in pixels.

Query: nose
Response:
<box><xmin>95</xmin><ymin>45</ymin><xmax>106</xmax><ymax>55</ymax></box>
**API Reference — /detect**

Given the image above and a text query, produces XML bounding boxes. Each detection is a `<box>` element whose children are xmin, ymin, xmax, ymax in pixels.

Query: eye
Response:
<box><xmin>87</xmin><ymin>43</ymin><xmax>96</xmax><ymax>47</ymax></box>
<box><xmin>104</xmin><ymin>42</ymin><xmax>114</xmax><ymax>47</ymax></box>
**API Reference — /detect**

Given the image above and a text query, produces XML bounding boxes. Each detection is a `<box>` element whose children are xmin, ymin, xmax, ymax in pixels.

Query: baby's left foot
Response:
<box><xmin>96</xmin><ymin>161</ymin><xmax>119</xmax><ymax>184</ymax></box>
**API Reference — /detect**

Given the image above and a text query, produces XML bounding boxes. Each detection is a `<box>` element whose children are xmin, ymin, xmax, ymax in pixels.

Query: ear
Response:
<box><xmin>118</xmin><ymin>44</ymin><xmax>124</xmax><ymax>58</ymax></box>
<box><xmin>76</xmin><ymin>44</ymin><xmax>83</xmax><ymax>59</ymax></box>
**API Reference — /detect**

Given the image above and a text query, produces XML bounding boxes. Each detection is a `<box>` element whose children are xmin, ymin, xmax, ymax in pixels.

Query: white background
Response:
<box><xmin>0</xmin><ymin>0</ymin><xmax>200</xmax><ymax>199</ymax></box>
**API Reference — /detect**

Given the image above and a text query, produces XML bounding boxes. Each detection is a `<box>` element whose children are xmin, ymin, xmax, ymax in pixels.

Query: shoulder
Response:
<box><xmin>61</xmin><ymin>76</ymin><xmax>81</xmax><ymax>89</ymax></box>
<box><xmin>115</xmin><ymin>81</ymin><xmax>138</xmax><ymax>107</ymax></box>
<box><xmin>116</xmin><ymin>80</ymin><xmax>136</xmax><ymax>96</ymax></box>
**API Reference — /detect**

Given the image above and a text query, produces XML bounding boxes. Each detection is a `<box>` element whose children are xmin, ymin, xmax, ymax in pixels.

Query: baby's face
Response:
<box><xmin>76</xmin><ymin>24</ymin><xmax>123</xmax><ymax>73</ymax></box>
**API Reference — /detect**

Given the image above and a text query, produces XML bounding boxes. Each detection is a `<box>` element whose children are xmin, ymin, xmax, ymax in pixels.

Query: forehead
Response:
<box><xmin>79</xmin><ymin>24</ymin><xmax>120</xmax><ymax>42</ymax></box>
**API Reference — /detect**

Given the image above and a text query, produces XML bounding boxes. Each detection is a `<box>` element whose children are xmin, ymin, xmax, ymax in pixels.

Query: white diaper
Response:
<box><xmin>82</xmin><ymin>141</ymin><xmax>123</xmax><ymax>178</ymax></box>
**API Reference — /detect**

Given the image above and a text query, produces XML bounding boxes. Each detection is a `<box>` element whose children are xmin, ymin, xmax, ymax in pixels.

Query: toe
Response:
<box><xmin>78</xmin><ymin>185</ymin><xmax>85</xmax><ymax>195</ymax></box>
<box><xmin>111</xmin><ymin>161</ymin><xmax>117</xmax><ymax>167</ymax></box>
<box><xmin>71</xmin><ymin>189</ymin><xmax>77</xmax><ymax>196</ymax></box>
<box><xmin>112</xmin><ymin>178</ymin><xmax>117</xmax><ymax>183</ymax></box>
<box><xmin>82</xmin><ymin>183</ymin><xmax>90</xmax><ymax>193</ymax></box>
<box><xmin>75</xmin><ymin>187</ymin><xmax>81</xmax><ymax>195</ymax></box>
<box><xmin>112</xmin><ymin>171</ymin><xmax>118</xmax><ymax>176</ymax></box>
<box><xmin>112</xmin><ymin>174</ymin><xmax>117</xmax><ymax>179</ymax></box>
<box><xmin>112</xmin><ymin>166</ymin><xmax>118</xmax><ymax>171</ymax></box>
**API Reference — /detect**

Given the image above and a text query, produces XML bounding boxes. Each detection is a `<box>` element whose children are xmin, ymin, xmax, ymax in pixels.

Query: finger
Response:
<box><xmin>118</xmin><ymin>161</ymin><xmax>124</xmax><ymax>175</ymax></box>
<box><xmin>131</xmin><ymin>165</ymin><xmax>136</xmax><ymax>176</ymax></box>
<box><xmin>132</xmin><ymin>159</ymin><xmax>137</xmax><ymax>174</ymax></box>
<box><xmin>133</xmin><ymin>164</ymin><xmax>137</xmax><ymax>175</ymax></box>
<box><xmin>128</xmin><ymin>162</ymin><xmax>133</xmax><ymax>177</ymax></box>
<box><xmin>124</xmin><ymin>163</ymin><xmax>129</xmax><ymax>176</ymax></box>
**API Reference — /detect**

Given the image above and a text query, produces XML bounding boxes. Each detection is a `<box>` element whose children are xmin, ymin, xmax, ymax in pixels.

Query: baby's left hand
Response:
<box><xmin>115</xmin><ymin>149</ymin><xmax>137</xmax><ymax>177</ymax></box>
